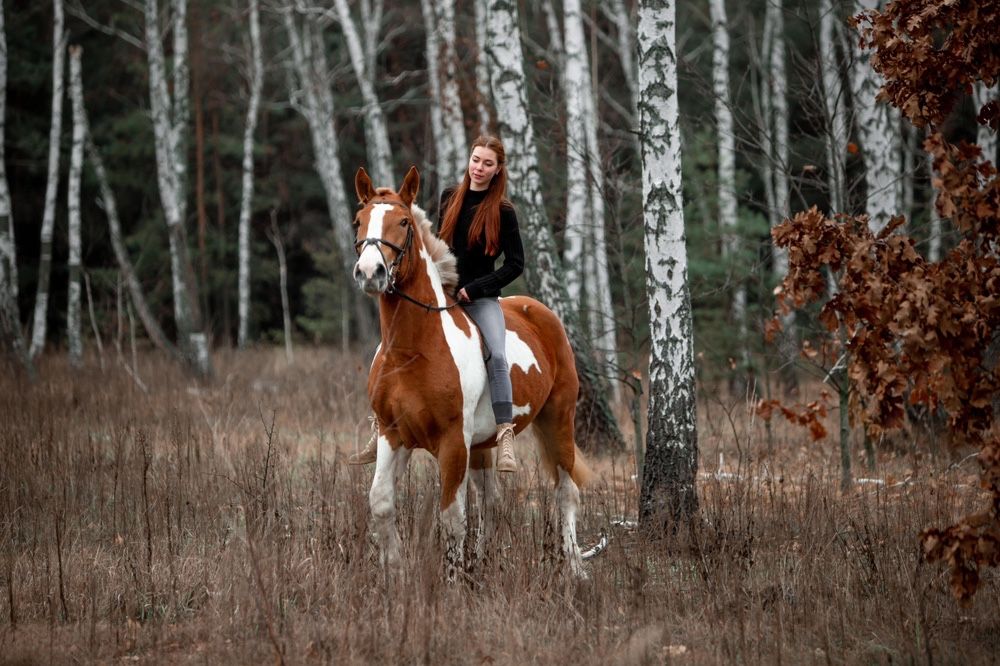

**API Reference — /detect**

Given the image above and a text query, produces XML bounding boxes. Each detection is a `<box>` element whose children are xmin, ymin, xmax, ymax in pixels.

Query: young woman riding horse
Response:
<box><xmin>350</xmin><ymin>136</ymin><xmax>524</xmax><ymax>473</ymax></box>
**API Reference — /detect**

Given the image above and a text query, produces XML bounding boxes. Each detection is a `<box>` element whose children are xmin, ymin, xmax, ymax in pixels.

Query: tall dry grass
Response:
<box><xmin>0</xmin><ymin>348</ymin><xmax>996</xmax><ymax>664</ymax></box>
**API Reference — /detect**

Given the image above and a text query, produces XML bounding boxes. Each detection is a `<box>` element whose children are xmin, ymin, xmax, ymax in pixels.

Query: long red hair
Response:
<box><xmin>438</xmin><ymin>136</ymin><xmax>511</xmax><ymax>256</ymax></box>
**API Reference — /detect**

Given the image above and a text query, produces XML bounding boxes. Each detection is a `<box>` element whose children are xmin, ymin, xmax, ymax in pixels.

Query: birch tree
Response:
<box><xmin>851</xmin><ymin>0</ymin><xmax>903</xmax><ymax>232</ymax></box>
<box><xmin>819</xmin><ymin>0</ymin><xmax>849</xmax><ymax>215</ymax></box>
<box><xmin>237</xmin><ymin>0</ymin><xmax>262</xmax><ymax>349</ymax></box>
<box><xmin>0</xmin><ymin>0</ymin><xmax>32</xmax><ymax>375</ymax></box>
<box><xmin>710</xmin><ymin>0</ymin><xmax>747</xmax><ymax>366</ymax></box>
<box><xmin>638</xmin><ymin>0</ymin><xmax>698</xmax><ymax>527</ymax></box>
<box><xmin>66</xmin><ymin>46</ymin><xmax>84</xmax><ymax>366</ymax></box>
<box><xmin>561</xmin><ymin>0</ymin><xmax>618</xmax><ymax>401</ymax></box>
<box><xmin>973</xmin><ymin>82</ymin><xmax>997</xmax><ymax>166</ymax></box>
<box><xmin>332</xmin><ymin>0</ymin><xmax>393</xmax><ymax>185</ymax></box>
<box><xmin>473</xmin><ymin>0</ymin><xmax>492</xmax><ymax>134</ymax></box>
<box><xmin>421</xmin><ymin>0</ymin><xmax>467</xmax><ymax>186</ymax></box>
<box><xmin>28</xmin><ymin>0</ymin><xmax>67</xmax><ymax>358</ymax></box>
<box><xmin>144</xmin><ymin>0</ymin><xmax>212</xmax><ymax>375</ymax></box>
<box><xmin>765</xmin><ymin>0</ymin><xmax>790</xmax><ymax>276</ymax></box>
<box><xmin>602</xmin><ymin>0</ymin><xmax>639</xmax><ymax>154</ymax></box>
<box><xmin>281</xmin><ymin>1</ymin><xmax>374</xmax><ymax>340</ymax></box>
<box><xmin>486</xmin><ymin>0</ymin><xmax>623</xmax><ymax>451</ymax></box>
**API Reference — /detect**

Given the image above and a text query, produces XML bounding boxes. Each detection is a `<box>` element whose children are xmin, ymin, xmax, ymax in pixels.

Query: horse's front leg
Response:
<box><xmin>469</xmin><ymin>449</ymin><xmax>500</xmax><ymax>563</ymax></box>
<box><xmin>437</xmin><ymin>437</ymin><xmax>470</xmax><ymax>581</ymax></box>
<box><xmin>369</xmin><ymin>434</ymin><xmax>408</xmax><ymax>568</ymax></box>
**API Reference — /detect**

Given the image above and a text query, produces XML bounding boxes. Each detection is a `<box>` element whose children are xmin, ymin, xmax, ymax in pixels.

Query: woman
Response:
<box><xmin>349</xmin><ymin>136</ymin><xmax>525</xmax><ymax>472</ymax></box>
<box><xmin>437</xmin><ymin>135</ymin><xmax>525</xmax><ymax>473</ymax></box>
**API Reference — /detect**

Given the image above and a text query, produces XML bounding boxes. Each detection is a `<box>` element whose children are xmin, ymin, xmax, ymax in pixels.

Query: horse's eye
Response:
<box><xmin>400</xmin><ymin>218</ymin><xmax>410</xmax><ymax>228</ymax></box>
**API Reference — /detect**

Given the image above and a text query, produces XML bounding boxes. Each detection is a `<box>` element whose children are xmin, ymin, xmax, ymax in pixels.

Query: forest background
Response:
<box><xmin>8</xmin><ymin>0</ymin><xmax>975</xmax><ymax>381</ymax></box>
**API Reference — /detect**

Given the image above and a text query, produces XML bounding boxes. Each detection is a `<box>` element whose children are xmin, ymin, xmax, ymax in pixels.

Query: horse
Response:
<box><xmin>350</xmin><ymin>165</ymin><xmax>592</xmax><ymax>578</ymax></box>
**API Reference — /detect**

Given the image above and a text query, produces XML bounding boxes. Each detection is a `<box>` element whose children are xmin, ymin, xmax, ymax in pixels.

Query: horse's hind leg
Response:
<box><xmin>535</xmin><ymin>401</ymin><xmax>588</xmax><ymax>578</ymax></box>
<box><xmin>469</xmin><ymin>448</ymin><xmax>500</xmax><ymax>562</ymax></box>
<box><xmin>369</xmin><ymin>435</ymin><xmax>409</xmax><ymax>568</ymax></box>
<box><xmin>437</xmin><ymin>438</ymin><xmax>470</xmax><ymax>581</ymax></box>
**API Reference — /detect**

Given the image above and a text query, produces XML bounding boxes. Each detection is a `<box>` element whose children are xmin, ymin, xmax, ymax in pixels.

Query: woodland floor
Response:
<box><xmin>0</xmin><ymin>347</ymin><xmax>997</xmax><ymax>665</ymax></box>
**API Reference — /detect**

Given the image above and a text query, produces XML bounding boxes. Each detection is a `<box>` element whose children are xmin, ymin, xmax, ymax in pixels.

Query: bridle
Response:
<box><xmin>354</xmin><ymin>206</ymin><xmax>460</xmax><ymax>313</ymax></box>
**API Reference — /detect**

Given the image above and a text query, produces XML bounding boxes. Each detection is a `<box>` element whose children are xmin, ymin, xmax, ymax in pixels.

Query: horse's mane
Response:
<box><xmin>412</xmin><ymin>203</ymin><xmax>458</xmax><ymax>292</ymax></box>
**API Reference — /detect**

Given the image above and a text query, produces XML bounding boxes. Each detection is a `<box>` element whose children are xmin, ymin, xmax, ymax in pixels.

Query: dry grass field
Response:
<box><xmin>1</xmin><ymin>348</ymin><xmax>997</xmax><ymax>665</ymax></box>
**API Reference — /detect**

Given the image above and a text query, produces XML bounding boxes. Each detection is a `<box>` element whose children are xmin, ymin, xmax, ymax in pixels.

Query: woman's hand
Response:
<box><xmin>457</xmin><ymin>288</ymin><xmax>471</xmax><ymax>302</ymax></box>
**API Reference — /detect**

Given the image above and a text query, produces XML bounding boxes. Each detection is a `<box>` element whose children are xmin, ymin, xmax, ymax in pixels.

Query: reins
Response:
<box><xmin>355</xmin><ymin>206</ymin><xmax>461</xmax><ymax>313</ymax></box>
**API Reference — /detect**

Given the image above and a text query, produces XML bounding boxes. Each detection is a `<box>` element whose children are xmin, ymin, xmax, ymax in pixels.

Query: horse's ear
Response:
<box><xmin>355</xmin><ymin>167</ymin><xmax>377</xmax><ymax>204</ymax></box>
<box><xmin>399</xmin><ymin>166</ymin><xmax>420</xmax><ymax>207</ymax></box>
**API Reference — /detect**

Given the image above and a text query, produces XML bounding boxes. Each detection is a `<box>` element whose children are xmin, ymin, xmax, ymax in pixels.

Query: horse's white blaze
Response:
<box><xmin>355</xmin><ymin>203</ymin><xmax>393</xmax><ymax>278</ymax></box>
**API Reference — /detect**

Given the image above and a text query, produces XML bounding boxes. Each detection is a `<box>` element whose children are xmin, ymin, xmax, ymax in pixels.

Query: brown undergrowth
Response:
<box><xmin>0</xmin><ymin>349</ymin><xmax>996</xmax><ymax>664</ymax></box>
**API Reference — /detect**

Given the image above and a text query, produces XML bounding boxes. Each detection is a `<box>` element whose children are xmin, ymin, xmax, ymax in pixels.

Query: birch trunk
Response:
<box><xmin>710</xmin><ymin>0</ymin><xmax>747</xmax><ymax>370</ymax></box>
<box><xmin>0</xmin><ymin>0</ymin><xmax>32</xmax><ymax>374</ymax></box>
<box><xmin>851</xmin><ymin>0</ymin><xmax>903</xmax><ymax>233</ymax></box>
<box><xmin>0</xmin><ymin>0</ymin><xmax>13</xmax><ymax>304</ymax></box>
<box><xmin>333</xmin><ymin>0</ymin><xmax>393</xmax><ymax>185</ymax></box>
<box><xmin>819</xmin><ymin>0</ymin><xmax>848</xmax><ymax>214</ymax></box>
<box><xmin>561</xmin><ymin>0</ymin><xmax>590</xmax><ymax>308</ymax></box>
<box><xmin>605</xmin><ymin>0</ymin><xmax>639</xmax><ymax>154</ymax></box>
<box><xmin>28</xmin><ymin>0</ymin><xmax>67</xmax><ymax>358</ymax></box>
<box><xmin>281</xmin><ymin>1</ymin><xmax>374</xmax><ymax>340</ymax></box>
<box><xmin>973</xmin><ymin>83</ymin><xmax>997</xmax><ymax>166</ymax></box>
<box><xmin>569</xmin><ymin>0</ymin><xmax>618</xmax><ymax>401</ymax></box>
<box><xmin>237</xmin><ymin>0</ymin><xmax>262</xmax><ymax>349</ymax></box>
<box><xmin>473</xmin><ymin>0</ymin><xmax>492</xmax><ymax>134</ymax></box>
<box><xmin>267</xmin><ymin>212</ymin><xmax>293</xmax><ymax>365</ymax></box>
<box><xmin>927</xmin><ymin>145</ymin><xmax>941</xmax><ymax>262</ymax></box>
<box><xmin>486</xmin><ymin>0</ymin><xmax>623</xmax><ymax>452</ymax></box>
<box><xmin>421</xmin><ymin>0</ymin><xmax>467</xmax><ymax>185</ymax></box>
<box><xmin>638</xmin><ymin>0</ymin><xmax>699</xmax><ymax>528</ymax></box>
<box><xmin>66</xmin><ymin>46</ymin><xmax>83</xmax><ymax>366</ymax></box>
<box><xmin>769</xmin><ymin>0</ymin><xmax>789</xmax><ymax>276</ymax></box>
<box><xmin>145</xmin><ymin>0</ymin><xmax>211</xmax><ymax>376</ymax></box>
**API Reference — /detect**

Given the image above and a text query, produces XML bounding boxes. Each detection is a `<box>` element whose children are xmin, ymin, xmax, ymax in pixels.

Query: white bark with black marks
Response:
<box><xmin>473</xmin><ymin>0</ymin><xmax>492</xmax><ymax>134</ymax></box>
<box><xmin>333</xmin><ymin>0</ymin><xmax>393</xmax><ymax>185</ymax></box>
<box><xmin>638</xmin><ymin>0</ymin><xmax>699</xmax><ymax>528</ymax></box>
<box><xmin>66</xmin><ymin>46</ymin><xmax>84</xmax><ymax>366</ymax></box>
<box><xmin>710</xmin><ymin>0</ymin><xmax>746</xmax><ymax>360</ymax></box>
<box><xmin>421</xmin><ymin>0</ymin><xmax>466</xmax><ymax>185</ymax></box>
<box><xmin>768</xmin><ymin>0</ymin><xmax>789</xmax><ymax>276</ymax></box>
<box><xmin>568</xmin><ymin>0</ymin><xmax>618</xmax><ymax>401</ymax></box>
<box><xmin>0</xmin><ymin>0</ymin><xmax>31</xmax><ymax>374</ymax></box>
<box><xmin>851</xmin><ymin>0</ymin><xmax>903</xmax><ymax>233</ymax></box>
<box><xmin>0</xmin><ymin>0</ymin><xmax>14</xmax><ymax>305</ymax></box>
<box><xmin>973</xmin><ymin>83</ymin><xmax>997</xmax><ymax>167</ymax></box>
<box><xmin>486</xmin><ymin>0</ymin><xmax>623</xmax><ymax>451</ymax></box>
<box><xmin>29</xmin><ymin>0</ymin><xmax>67</xmax><ymax>358</ymax></box>
<box><xmin>819</xmin><ymin>0</ymin><xmax>848</xmax><ymax>215</ymax></box>
<box><xmin>237</xmin><ymin>0</ymin><xmax>262</xmax><ymax>349</ymax></box>
<box><xmin>144</xmin><ymin>0</ymin><xmax>211</xmax><ymax>375</ymax></box>
<box><xmin>561</xmin><ymin>0</ymin><xmax>589</xmax><ymax>307</ymax></box>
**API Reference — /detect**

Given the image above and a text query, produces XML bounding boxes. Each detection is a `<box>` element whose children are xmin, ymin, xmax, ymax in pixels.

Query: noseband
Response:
<box><xmin>355</xmin><ymin>209</ymin><xmax>458</xmax><ymax>312</ymax></box>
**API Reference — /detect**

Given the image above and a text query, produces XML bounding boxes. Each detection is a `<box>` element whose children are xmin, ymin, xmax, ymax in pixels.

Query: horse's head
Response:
<box><xmin>352</xmin><ymin>166</ymin><xmax>420</xmax><ymax>296</ymax></box>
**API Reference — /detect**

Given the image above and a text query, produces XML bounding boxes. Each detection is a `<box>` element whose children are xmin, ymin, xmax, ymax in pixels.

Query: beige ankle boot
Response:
<box><xmin>348</xmin><ymin>417</ymin><xmax>379</xmax><ymax>465</ymax></box>
<box><xmin>495</xmin><ymin>422</ymin><xmax>517</xmax><ymax>473</ymax></box>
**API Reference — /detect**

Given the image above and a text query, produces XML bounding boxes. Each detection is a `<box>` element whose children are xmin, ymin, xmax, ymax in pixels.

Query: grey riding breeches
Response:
<box><xmin>461</xmin><ymin>297</ymin><xmax>513</xmax><ymax>424</ymax></box>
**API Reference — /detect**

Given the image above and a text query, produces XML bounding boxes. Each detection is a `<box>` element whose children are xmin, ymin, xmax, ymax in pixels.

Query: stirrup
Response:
<box><xmin>495</xmin><ymin>422</ymin><xmax>517</xmax><ymax>473</ymax></box>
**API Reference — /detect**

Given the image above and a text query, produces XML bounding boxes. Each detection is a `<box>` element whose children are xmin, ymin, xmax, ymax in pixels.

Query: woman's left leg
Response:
<box><xmin>461</xmin><ymin>298</ymin><xmax>517</xmax><ymax>472</ymax></box>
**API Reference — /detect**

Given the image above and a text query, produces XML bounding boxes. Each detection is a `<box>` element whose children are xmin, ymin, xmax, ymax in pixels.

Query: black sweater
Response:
<box><xmin>439</xmin><ymin>187</ymin><xmax>525</xmax><ymax>299</ymax></box>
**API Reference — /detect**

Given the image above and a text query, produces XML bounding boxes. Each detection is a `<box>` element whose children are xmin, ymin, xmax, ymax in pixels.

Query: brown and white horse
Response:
<box><xmin>351</xmin><ymin>165</ymin><xmax>591</xmax><ymax>578</ymax></box>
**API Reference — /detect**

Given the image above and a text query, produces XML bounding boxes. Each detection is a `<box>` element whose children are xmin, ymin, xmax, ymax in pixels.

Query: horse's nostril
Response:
<box><xmin>374</xmin><ymin>263</ymin><xmax>386</xmax><ymax>278</ymax></box>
